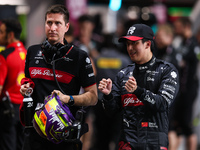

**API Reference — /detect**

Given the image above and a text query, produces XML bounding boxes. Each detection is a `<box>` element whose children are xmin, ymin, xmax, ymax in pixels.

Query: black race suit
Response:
<box><xmin>23</xmin><ymin>42</ymin><xmax>96</xmax><ymax>150</ymax></box>
<box><xmin>103</xmin><ymin>56</ymin><xmax>179</xmax><ymax>150</ymax></box>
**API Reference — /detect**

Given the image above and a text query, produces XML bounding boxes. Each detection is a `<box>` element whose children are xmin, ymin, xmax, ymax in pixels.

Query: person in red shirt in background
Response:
<box><xmin>0</xmin><ymin>19</ymin><xmax>27</xmax><ymax>150</ymax></box>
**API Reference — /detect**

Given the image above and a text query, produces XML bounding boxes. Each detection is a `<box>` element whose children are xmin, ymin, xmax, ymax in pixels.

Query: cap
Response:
<box><xmin>118</xmin><ymin>24</ymin><xmax>154</xmax><ymax>43</ymax></box>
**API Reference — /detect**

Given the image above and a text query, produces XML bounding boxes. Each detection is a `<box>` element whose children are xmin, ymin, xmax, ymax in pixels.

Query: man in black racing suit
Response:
<box><xmin>98</xmin><ymin>24</ymin><xmax>179</xmax><ymax>150</ymax></box>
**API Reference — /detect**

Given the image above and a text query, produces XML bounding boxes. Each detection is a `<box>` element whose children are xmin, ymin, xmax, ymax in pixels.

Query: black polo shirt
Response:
<box><xmin>25</xmin><ymin>43</ymin><xmax>96</xmax><ymax>115</ymax></box>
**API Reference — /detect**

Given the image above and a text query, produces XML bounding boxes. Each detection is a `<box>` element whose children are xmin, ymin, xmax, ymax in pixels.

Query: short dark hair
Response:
<box><xmin>141</xmin><ymin>38</ymin><xmax>149</xmax><ymax>43</ymax></box>
<box><xmin>78</xmin><ymin>14</ymin><xmax>94</xmax><ymax>24</ymax></box>
<box><xmin>176</xmin><ymin>17</ymin><xmax>192</xmax><ymax>27</ymax></box>
<box><xmin>2</xmin><ymin>19</ymin><xmax>22</xmax><ymax>39</ymax></box>
<box><xmin>45</xmin><ymin>4</ymin><xmax>69</xmax><ymax>24</ymax></box>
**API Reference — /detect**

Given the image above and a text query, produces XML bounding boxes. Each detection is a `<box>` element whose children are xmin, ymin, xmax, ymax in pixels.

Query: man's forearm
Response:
<box><xmin>60</xmin><ymin>84</ymin><xmax>98</xmax><ymax>106</ymax></box>
<box><xmin>73</xmin><ymin>89</ymin><xmax>98</xmax><ymax>106</ymax></box>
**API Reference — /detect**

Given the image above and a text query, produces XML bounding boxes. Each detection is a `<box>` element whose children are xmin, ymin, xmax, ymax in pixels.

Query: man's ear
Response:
<box><xmin>145</xmin><ymin>40</ymin><xmax>151</xmax><ymax>49</ymax></box>
<box><xmin>7</xmin><ymin>32</ymin><xmax>14</xmax><ymax>39</ymax></box>
<box><xmin>65</xmin><ymin>22</ymin><xmax>70</xmax><ymax>33</ymax></box>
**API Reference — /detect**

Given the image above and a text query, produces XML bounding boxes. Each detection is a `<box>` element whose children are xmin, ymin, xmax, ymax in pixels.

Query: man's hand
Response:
<box><xmin>98</xmin><ymin>78</ymin><xmax>112</xmax><ymax>95</ymax></box>
<box><xmin>20</xmin><ymin>83</ymin><xmax>30</xmax><ymax>96</ymax></box>
<box><xmin>125</xmin><ymin>76</ymin><xmax>137</xmax><ymax>93</ymax></box>
<box><xmin>52</xmin><ymin>90</ymin><xmax>70</xmax><ymax>104</ymax></box>
<box><xmin>52</xmin><ymin>84</ymin><xmax>97</xmax><ymax>107</ymax></box>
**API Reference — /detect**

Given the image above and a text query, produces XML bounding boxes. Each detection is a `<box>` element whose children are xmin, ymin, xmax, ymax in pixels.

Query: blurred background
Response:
<box><xmin>1</xmin><ymin>0</ymin><xmax>200</xmax><ymax>150</ymax></box>
<box><xmin>0</xmin><ymin>0</ymin><xmax>198</xmax><ymax>47</ymax></box>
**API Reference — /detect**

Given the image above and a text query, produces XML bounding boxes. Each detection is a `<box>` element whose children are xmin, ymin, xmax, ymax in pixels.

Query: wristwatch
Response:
<box><xmin>68</xmin><ymin>95</ymin><xmax>74</xmax><ymax>106</ymax></box>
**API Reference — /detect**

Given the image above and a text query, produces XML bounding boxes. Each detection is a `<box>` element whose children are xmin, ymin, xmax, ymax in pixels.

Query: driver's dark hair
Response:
<box><xmin>45</xmin><ymin>4</ymin><xmax>69</xmax><ymax>24</ymax></box>
<box><xmin>142</xmin><ymin>38</ymin><xmax>155</xmax><ymax>52</ymax></box>
<box><xmin>1</xmin><ymin>19</ymin><xmax>22</xmax><ymax>39</ymax></box>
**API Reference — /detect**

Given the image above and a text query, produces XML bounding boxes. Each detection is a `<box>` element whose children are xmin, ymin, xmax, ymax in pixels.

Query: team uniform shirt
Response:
<box><xmin>0</xmin><ymin>41</ymin><xmax>26</xmax><ymax>104</ymax></box>
<box><xmin>24</xmin><ymin>43</ymin><xmax>96</xmax><ymax>116</ymax></box>
<box><xmin>103</xmin><ymin>56</ymin><xmax>179</xmax><ymax>150</ymax></box>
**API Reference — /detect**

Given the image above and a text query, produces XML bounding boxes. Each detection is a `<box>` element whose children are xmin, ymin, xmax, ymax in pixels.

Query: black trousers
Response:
<box><xmin>0</xmin><ymin>103</ymin><xmax>24</xmax><ymax>150</ymax></box>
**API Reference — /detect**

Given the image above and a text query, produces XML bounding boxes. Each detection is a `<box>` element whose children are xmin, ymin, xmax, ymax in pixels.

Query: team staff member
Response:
<box><xmin>170</xmin><ymin>17</ymin><xmax>199</xmax><ymax>150</ymax></box>
<box><xmin>20</xmin><ymin>5</ymin><xmax>97</xmax><ymax>150</ymax></box>
<box><xmin>0</xmin><ymin>19</ymin><xmax>26</xmax><ymax>150</ymax></box>
<box><xmin>98</xmin><ymin>24</ymin><xmax>179</xmax><ymax>150</ymax></box>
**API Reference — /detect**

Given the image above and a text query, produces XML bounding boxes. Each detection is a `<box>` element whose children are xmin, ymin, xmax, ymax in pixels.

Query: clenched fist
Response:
<box><xmin>98</xmin><ymin>78</ymin><xmax>112</xmax><ymax>95</ymax></box>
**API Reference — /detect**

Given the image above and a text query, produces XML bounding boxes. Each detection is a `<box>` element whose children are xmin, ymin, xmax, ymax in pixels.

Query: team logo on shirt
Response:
<box><xmin>37</xmin><ymin>50</ymin><xmax>43</xmax><ymax>56</ymax></box>
<box><xmin>144</xmin><ymin>95</ymin><xmax>155</xmax><ymax>104</ymax></box>
<box><xmin>34</xmin><ymin>50</ymin><xmax>43</xmax><ymax>61</ymax></box>
<box><xmin>88</xmin><ymin>73</ymin><xmax>94</xmax><ymax>77</ymax></box>
<box><xmin>171</xmin><ymin>71</ymin><xmax>177</xmax><ymax>78</ymax></box>
<box><xmin>139</xmin><ymin>66</ymin><xmax>148</xmax><ymax>70</ymax></box>
<box><xmin>29</xmin><ymin>67</ymin><xmax>74</xmax><ymax>84</ymax></box>
<box><xmin>86</xmin><ymin>57</ymin><xmax>91</xmax><ymax>64</ymax></box>
<box><xmin>19</xmin><ymin>52</ymin><xmax>26</xmax><ymax>60</ymax></box>
<box><xmin>121</xmin><ymin>94</ymin><xmax>143</xmax><ymax>107</ymax></box>
<box><xmin>120</xmin><ymin>70</ymin><xmax>125</xmax><ymax>74</ymax></box>
<box><xmin>85</xmin><ymin>57</ymin><xmax>93</xmax><ymax>70</ymax></box>
<box><xmin>141</xmin><ymin>122</ymin><xmax>158</xmax><ymax>128</ymax></box>
<box><xmin>118</xmin><ymin>141</ymin><xmax>131</xmax><ymax>150</ymax></box>
<box><xmin>146</xmin><ymin>70</ymin><xmax>159</xmax><ymax>75</ymax></box>
<box><xmin>17</xmin><ymin>72</ymin><xmax>25</xmax><ymax>85</ymax></box>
